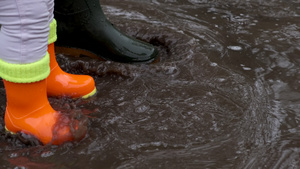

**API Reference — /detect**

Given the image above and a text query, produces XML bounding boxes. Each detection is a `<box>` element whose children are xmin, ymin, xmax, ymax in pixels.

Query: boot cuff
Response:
<box><xmin>49</xmin><ymin>19</ymin><xmax>58</xmax><ymax>44</ymax></box>
<box><xmin>0</xmin><ymin>53</ymin><xmax>50</xmax><ymax>83</ymax></box>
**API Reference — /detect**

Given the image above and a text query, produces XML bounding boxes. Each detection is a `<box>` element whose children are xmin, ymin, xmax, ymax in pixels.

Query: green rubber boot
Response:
<box><xmin>54</xmin><ymin>0</ymin><xmax>158</xmax><ymax>63</ymax></box>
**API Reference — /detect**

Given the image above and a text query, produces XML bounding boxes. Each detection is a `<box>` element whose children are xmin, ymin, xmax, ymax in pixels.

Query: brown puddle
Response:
<box><xmin>1</xmin><ymin>0</ymin><xmax>300</xmax><ymax>168</ymax></box>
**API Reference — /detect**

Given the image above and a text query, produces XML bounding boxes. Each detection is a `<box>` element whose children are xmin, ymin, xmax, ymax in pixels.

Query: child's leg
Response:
<box><xmin>45</xmin><ymin>0</ymin><xmax>96</xmax><ymax>98</ymax></box>
<box><xmin>0</xmin><ymin>0</ymin><xmax>49</xmax><ymax>65</ymax></box>
<box><xmin>47</xmin><ymin>0</ymin><xmax>54</xmax><ymax>24</ymax></box>
<box><xmin>0</xmin><ymin>0</ymin><xmax>87</xmax><ymax>145</ymax></box>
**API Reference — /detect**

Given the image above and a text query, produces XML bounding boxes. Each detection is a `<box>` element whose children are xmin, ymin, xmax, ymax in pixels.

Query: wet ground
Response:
<box><xmin>1</xmin><ymin>0</ymin><xmax>300</xmax><ymax>168</ymax></box>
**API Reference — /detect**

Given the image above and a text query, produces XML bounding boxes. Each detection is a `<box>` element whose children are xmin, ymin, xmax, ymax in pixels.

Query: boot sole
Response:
<box><xmin>55</xmin><ymin>46</ymin><xmax>160</xmax><ymax>64</ymax></box>
<box><xmin>82</xmin><ymin>87</ymin><xmax>97</xmax><ymax>99</ymax></box>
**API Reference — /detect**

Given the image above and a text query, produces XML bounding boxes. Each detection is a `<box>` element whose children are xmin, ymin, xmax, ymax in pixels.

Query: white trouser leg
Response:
<box><xmin>47</xmin><ymin>0</ymin><xmax>54</xmax><ymax>25</ymax></box>
<box><xmin>0</xmin><ymin>0</ymin><xmax>50</xmax><ymax>64</ymax></box>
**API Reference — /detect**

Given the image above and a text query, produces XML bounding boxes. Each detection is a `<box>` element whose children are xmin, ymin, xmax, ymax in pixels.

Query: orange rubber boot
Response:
<box><xmin>4</xmin><ymin>79</ymin><xmax>87</xmax><ymax>145</ymax></box>
<box><xmin>46</xmin><ymin>43</ymin><xmax>96</xmax><ymax>98</ymax></box>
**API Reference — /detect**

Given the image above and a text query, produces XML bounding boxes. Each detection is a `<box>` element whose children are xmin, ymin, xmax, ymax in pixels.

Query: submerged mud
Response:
<box><xmin>1</xmin><ymin>0</ymin><xmax>300</xmax><ymax>168</ymax></box>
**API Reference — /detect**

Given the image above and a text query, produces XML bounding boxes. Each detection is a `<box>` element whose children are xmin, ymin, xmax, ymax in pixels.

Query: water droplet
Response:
<box><xmin>210</xmin><ymin>62</ymin><xmax>218</xmax><ymax>67</ymax></box>
<box><xmin>227</xmin><ymin>46</ymin><xmax>242</xmax><ymax>51</ymax></box>
<box><xmin>41</xmin><ymin>151</ymin><xmax>54</xmax><ymax>158</ymax></box>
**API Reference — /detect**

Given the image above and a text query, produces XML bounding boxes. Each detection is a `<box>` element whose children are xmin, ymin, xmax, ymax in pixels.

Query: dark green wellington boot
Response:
<box><xmin>54</xmin><ymin>0</ymin><xmax>158</xmax><ymax>63</ymax></box>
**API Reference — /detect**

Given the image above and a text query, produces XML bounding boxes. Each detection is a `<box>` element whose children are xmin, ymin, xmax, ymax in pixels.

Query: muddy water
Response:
<box><xmin>1</xmin><ymin>0</ymin><xmax>300</xmax><ymax>168</ymax></box>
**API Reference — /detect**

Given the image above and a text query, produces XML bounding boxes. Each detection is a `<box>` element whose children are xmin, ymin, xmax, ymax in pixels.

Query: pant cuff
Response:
<box><xmin>0</xmin><ymin>53</ymin><xmax>50</xmax><ymax>83</ymax></box>
<box><xmin>49</xmin><ymin>19</ymin><xmax>57</xmax><ymax>44</ymax></box>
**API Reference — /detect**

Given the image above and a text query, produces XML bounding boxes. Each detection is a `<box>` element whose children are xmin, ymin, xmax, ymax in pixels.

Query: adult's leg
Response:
<box><xmin>54</xmin><ymin>0</ymin><xmax>158</xmax><ymax>63</ymax></box>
